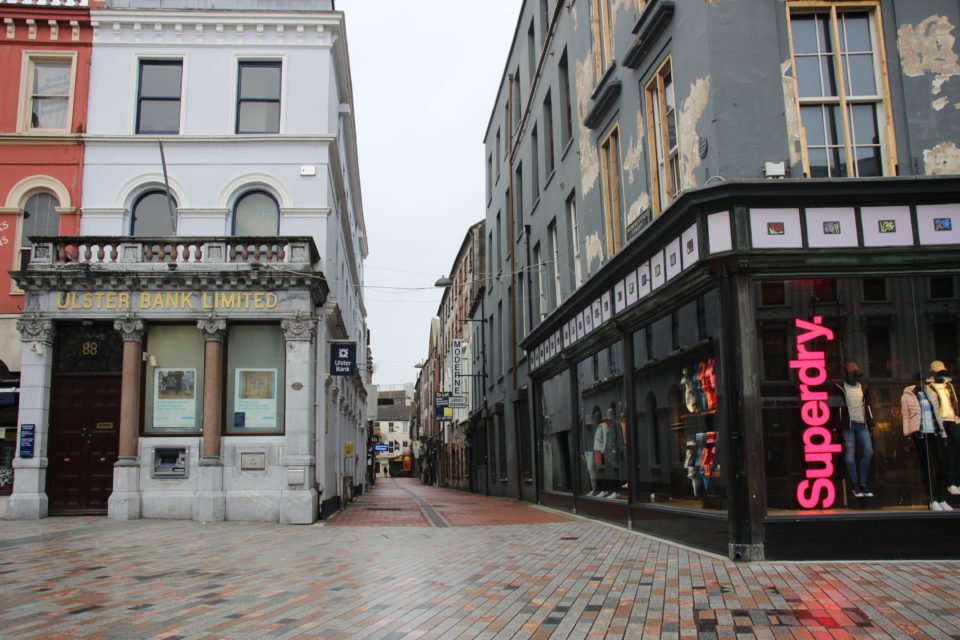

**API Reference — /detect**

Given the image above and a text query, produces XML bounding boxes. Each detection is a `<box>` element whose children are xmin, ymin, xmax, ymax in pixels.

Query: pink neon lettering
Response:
<box><xmin>793</xmin><ymin>316</ymin><xmax>838</xmax><ymax>509</ymax></box>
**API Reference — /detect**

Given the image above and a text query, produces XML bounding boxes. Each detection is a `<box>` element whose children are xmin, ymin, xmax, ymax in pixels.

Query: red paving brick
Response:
<box><xmin>0</xmin><ymin>479</ymin><xmax>959</xmax><ymax>639</ymax></box>
<box><xmin>328</xmin><ymin>477</ymin><xmax>573</xmax><ymax>527</ymax></box>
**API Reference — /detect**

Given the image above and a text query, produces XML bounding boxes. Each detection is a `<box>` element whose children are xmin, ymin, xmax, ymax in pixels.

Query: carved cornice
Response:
<box><xmin>114</xmin><ymin>315</ymin><xmax>144</xmax><ymax>342</ymax></box>
<box><xmin>16</xmin><ymin>315</ymin><xmax>54</xmax><ymax>344</ymax></box>
<box><xmin>197</xmin><ymin>315</ymin><xmax>227</xmax><ymax>341</ymax></box>
<box><xmin>281</xmin><ymin>313</ymin><xmax>316</xmax><ymax>341</ymax></box>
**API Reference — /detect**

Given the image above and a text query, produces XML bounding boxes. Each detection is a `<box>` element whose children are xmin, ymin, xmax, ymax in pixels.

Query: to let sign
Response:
<box><xmin>19</xmin><ymin>424</ymin><xmax>35</xmax><ymax>458</ymax></box>
<box><xmin>330</xmin><ymin>342</ymin><xmax>357</xmax><ymax>376</ymax></box>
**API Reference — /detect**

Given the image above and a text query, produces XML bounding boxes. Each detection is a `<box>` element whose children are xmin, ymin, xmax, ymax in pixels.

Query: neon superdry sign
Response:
<box><xmin>789</xmin><ymin>316</ymin><xmax>840</xmax><ymax>509</ymax></box>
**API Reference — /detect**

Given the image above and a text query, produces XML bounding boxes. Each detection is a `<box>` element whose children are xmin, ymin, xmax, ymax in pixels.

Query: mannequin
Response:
<box><xmin>593</xmin><ymin>407</ymin><xmax>615</xmax><ymax>497</ymax></box>
<box><xmin>681</xmin><ymin>368</ymin><xmax>698</xmax><ymax>413</ymax></box>
<box><xmin>926</xmin><ymin>360</ymin><xmax>960</xmax><ymax>497</ymax></box>
<box><xmin>835</xmin><ymin>361</ymin><xmax>875</xmax><ymax>498</ymax></box>
<box><xmin>583</xmin><ymin>407</ymin><xmax>600</xmax><ymax>496</ymax></box>
<box><xmin>902</xmin><ymin>372</ymin><xmax>952</xmax><ymax>511</ymax></box>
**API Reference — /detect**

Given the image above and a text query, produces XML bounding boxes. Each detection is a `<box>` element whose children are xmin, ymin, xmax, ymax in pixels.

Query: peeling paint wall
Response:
<box><xmin>584</xmin><ymin>232</ymin><xmax>604</xmax><ymax>276</ymax></box>
<box><xmin>625</xmin><ymin>191</ymin><xmax>650</xmax><ymax>226</ymax></box>
<box><xmin>677</xmin><ymin>75</ymin><xmax>710</xmax><ymax>190</ymax></box>
<box><xmin>781</xmin><ymin>59</ymin><xmax>802</xmax><ymax>168</ymax></box>
<box><xmin>622</xmin><ymin>109</ymin><xmax>644</xmax><ymax>184</ymax></box>
<box><xmin>576</xmin><ymin>54</ymin><xmax>599</xmax><ymax>194</ymax></box>
<box><xmin>898</xmin><ymin>15</ymin><xmax>960</xmax><ymax>109</ymax></box>
<box><xmin>923</xmin><ymin>141</ymin><xmax>960</xmax><ymax>174</ymax></box>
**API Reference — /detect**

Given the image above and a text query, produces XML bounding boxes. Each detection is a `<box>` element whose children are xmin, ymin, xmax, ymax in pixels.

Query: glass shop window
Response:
<box><xmin>226</xmin><ymin>325</ymin><xmax>285</xmax><ymax>433</ymax></box>
<box><xmin>540</xmin><ymin>369</ymin><xmax>573</xmax><ymax>494</ymax></box>
<box><xmin>757</xmin><ymin>276</ymin><xmax>960</xmax><ymax>515</ymax></box>
<box><xmin>576</xmin><ymin>342</ymin><xmax>626</xmax><ymax>501</ymax></box>
<box><xmin>631</xmin><ymin>289</ymin><xmax>724</xmax><ymax>510</ymax></box>
<box><xmin>144</xmin><ymin>325</ymin><xmax>204</xmax><ymax>434</ymax></box>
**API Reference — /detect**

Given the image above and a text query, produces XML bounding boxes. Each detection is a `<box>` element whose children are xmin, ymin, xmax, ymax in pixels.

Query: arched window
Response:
<box><xmin>131</xmin><ymin>190</ymin><xmax>176</xmax><ymax>236</ymax></box>
<box><xmin>233</xmin><ymin>191</ymin><xmax>279</xmax><ymax>236</ymax></box>
<box><xmin>20</xmin><ymin>192</ymin><xmax>59</xmax><ymax>269</ymax></box>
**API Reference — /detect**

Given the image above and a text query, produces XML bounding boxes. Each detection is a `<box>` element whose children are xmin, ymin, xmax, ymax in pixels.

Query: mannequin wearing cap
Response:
<box><xmin>901</xmin><ymin>371</ymin><xmax>952</xmax><ymax>511</ymax></box>
<box><xmin>835</xmin><ymin>361</ymin><xmax>875</xmax><ymax>498</ymax></box>
<box><xmin>926</xmin><ymin>360</ymin><xmax>960</xmax><ymax>498</ymax></box>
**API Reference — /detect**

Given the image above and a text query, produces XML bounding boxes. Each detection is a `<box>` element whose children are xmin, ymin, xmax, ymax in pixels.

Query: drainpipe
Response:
<box><xmin>506</xmin><ymin>74</ymin><xmax>522</xmax><ymax>500</ymax></box>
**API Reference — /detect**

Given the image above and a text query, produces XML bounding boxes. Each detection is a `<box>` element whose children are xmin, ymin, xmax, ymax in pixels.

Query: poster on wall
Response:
<box><xmin>153</xmin><ymin>368</ymin><xmax>197</xmax><ymax>429</ymax></box>
<box><xmin>235</xmin><ymin>368</ymin><xmax>277</xmax><ymax>429</ymax></box>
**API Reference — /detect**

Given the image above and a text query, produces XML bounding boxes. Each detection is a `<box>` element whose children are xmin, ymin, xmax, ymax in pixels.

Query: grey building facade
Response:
<box><xmin>476</xmin><ymin>0</ymin><xmax>960</xmax><ymax>559</ymax></box>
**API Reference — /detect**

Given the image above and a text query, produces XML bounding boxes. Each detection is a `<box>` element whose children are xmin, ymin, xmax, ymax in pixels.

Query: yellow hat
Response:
<box><xmin>930</xmin><ymin>360</ymin><xmax>947</xmax><ymax>373</ymax></box>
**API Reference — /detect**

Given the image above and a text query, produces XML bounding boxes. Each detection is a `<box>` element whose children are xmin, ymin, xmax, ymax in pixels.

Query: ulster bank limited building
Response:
<box><xmin>8</xmin><ymin>237</ymin><xmax>334</xmax><ymax>523</ymax></box>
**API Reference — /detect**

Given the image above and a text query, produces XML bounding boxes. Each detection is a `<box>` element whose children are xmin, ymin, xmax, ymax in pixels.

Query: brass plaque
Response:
<box><xmin>96</xmin><ymin>422</ymin><xmax>114</xmax><ymax>430</ymax></box>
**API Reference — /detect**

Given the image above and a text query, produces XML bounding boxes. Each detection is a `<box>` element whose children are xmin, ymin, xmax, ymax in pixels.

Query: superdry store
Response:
<box><xmin>524</xmin><ymin>177</ymin><xmax>960</xmax><ymax>561</ymax></box>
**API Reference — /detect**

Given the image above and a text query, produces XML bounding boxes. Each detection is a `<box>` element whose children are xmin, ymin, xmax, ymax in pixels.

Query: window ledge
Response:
<box><xmin>622</xmin><ymin>0</ymin><xmax>675</xmax><ymax>69</ymax></box>
<box><xmin>584</xmin><ymin>78</ymin><xmax>622</xmax><ymax>130</ymax></box>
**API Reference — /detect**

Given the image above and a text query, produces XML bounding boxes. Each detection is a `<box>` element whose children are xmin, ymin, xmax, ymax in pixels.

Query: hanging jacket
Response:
<box><xmin>835</xmin><ymin>381</ymin><xmax>874</xmax><ymax>430</ymax></box>
<box><xmin>925</xmin><ymin>376</ymin><xmax>959</xmax><ymax>427</ymax></box>
<box><xmin>901</xmin><ymin>384</ymin><xmax>947</xmax><ymax>437</ymax></box>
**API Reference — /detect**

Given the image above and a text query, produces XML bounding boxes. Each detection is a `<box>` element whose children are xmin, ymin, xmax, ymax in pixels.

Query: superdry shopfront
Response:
<box><xmin>7</xmin><ymin>236</ymin><xmax>329</xmax><ymax>524</ymax></box>
<box><xmin>524</xmin><ymin>177</ymin><xmax>960</xmax><ymax>561</ymax></box>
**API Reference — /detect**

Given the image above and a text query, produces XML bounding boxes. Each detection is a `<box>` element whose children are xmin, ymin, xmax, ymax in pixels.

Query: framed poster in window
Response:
<box><xmin>234</xmin><ymin>368</ymin><xmax>277</xmax><ymax>429</ymax></box>
<box><xmin>153</xmin><ymin>368</ymin><xmax>198</xmax><ymax>429</ymax></box>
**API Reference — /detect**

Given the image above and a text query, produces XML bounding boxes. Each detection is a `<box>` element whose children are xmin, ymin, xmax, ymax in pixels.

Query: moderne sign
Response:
<box><xmin>55</xmin><ymin>291</ymin><xmax>279</xmax><ymax>311</ymax></box>
<box><xmin>790</xmin><ymin>316</ymin><xmax>840</xmax><ymax>510</ymax></box>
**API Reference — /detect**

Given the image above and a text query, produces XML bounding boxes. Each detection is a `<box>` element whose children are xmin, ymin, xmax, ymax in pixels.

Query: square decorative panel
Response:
<box><xmin>601</xmin><ymin>292</ymin><xmax>612</xmax><ymax>323</ymax></box>
<box><xmin>583</xmin><ymin>307</ymin><xmax>594</xmax><ymax>334</ymax></box>
<box><xmin>650</xmin><ymin>251</ymin><xmax>665</xmax><ymax>290</ymax></box>
<box><xmin>625</xmin><ymin>270</ymin><xmax>638</xmax><ymax>306</ymax></box>
<box><xmin>861</xmin><ymin>206</ymin><xmax>913</xmax><ymax>246</ymax></box>
<box><xmin>917</xmin><ymin>204</ymin><xmax>960</xmax><ymax>245</ymax></box>
<box><xmin>707</xmin><ymin>211</ymin><xmax>732</xmax><ymax>253</ymax></box>
<box><xmin>562</xmin><ymin>322</ymin><xmax>571</xmax><ymax>348</ymax></box>
<box><xmin>806</xmin><ymin>207</ymin><xmax>857</xmax><ymax>248</ymax></box>
<box><xmin>614</xmin><ymin>279</ymin><xmax>626</xmax><ymax>314</ymax></box>
<box><xmin>681</xmin><ymin>223</ymin><xmax>700</xmax><ymax>268</ymax></box>
<box><xmin>637</xmin><ymin>262</ymin><xmax>651</xmax><ymax>300</ymax></box>
<box><xmin>750</xmin><ymin>208</ymin><xmax>802</xmax><ymax>248</ymax></box>
<box><xmin>665</xmin><ymin>237</ymin><xmax>682</xmax><ymax>280</ymax></box>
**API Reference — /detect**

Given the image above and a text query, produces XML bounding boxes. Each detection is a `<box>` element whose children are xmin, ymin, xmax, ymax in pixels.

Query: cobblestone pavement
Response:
<box><xmin>0</xmin><ymin>478</ymin><xmax>958</xmax><ymax>639</ymax></box>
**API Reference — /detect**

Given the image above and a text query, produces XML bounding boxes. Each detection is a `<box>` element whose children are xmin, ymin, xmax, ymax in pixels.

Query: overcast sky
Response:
<box><xmin>341</xmin><ymin>0</ymin><xmax>523</xmax><ymax>387</ymax></box>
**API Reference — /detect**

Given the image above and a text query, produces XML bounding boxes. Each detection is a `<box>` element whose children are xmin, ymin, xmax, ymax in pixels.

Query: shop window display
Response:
<box><xmin>540</xmin><ymin>369</ymin><xmax>573</xmax><ymax>493</ymax></box>
<box><xmin>144</xmin><ymin>325</ymin><xmax>204</xmax><ymax>433</ymax></box>
<box><xmin>576</xmin><ymin>343</ymin><xmax>626</xmax><ymax>500</ymax></box>
<box><xmin>631</xmin><ymin>290</ymin><xmax>725</xmax><ymax>510</ymax></box>
<box><xmin>758</xmin><ymin>277</ymin><xmax>960</xmax><ymax>513</ymax></box>
<box><xmin>225</xmin><ymin>325</ymin><xmax>285</xmax><ymax>433</ymax></box>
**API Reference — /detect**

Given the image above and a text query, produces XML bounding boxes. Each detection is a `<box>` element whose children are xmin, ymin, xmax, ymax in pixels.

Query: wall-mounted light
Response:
<box><xmin>142</xmin><ymin>352</ymin><xmax>157</xmax><ymax>367</ymax></box>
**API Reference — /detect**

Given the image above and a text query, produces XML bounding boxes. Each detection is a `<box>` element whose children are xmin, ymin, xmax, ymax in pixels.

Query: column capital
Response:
<box><xmin>16</xmin><ymin>314</ymin><xmax>54</xmax><ymax>344</ymax></box>
<box><xmin>197</xmin><ymin>315</ymin><xmax>227</xmax><ymax>342</ymax></box>
<box><xmin>281</xmin><ymin>313</ymin><xmax>317</xmax><ymax>341</ymax></box>
<box><xmin>114</xmin><ymin>315</ymin><xmax>145</xmax><ymax>343</ymax></box>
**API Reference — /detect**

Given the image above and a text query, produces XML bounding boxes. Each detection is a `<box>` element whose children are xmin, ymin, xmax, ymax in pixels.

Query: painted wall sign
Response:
<box><xmin>790</xmin><ymin>316</ymin><xmax>840</xmax><ymax>509</ymax></box>
<box><xmin>330</xmin><ymin>342</ymin><xmax>357</xmax><ymax>376</ymax></box>
<box><xmin>55</xmin><ymin>291</ymin><xmax>279</xmax><ymax>312</ymax></box>
<box><xmin>19</xmin><ymin>424</ymin><xmax>35</xmax><ymax>459</ymax></box>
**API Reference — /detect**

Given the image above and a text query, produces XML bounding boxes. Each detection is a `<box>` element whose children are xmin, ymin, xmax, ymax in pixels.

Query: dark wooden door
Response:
<box><xmin>47</xmin><ymin>375</ymin><xmax>121</xmax><ymax>514</ymax></box>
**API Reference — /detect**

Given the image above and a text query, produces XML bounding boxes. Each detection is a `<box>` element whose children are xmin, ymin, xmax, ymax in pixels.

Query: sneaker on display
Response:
<box><xmin>852</xmin><ymin>490</ymin><xmax>864</xmax><ymax>498</ymax></box>
<box><xmin>931</xmin><ymin>501</ymin><xmax>944</xmax><ymax>511</ymax></box>
<box><xmin>939</xmin><ymin>501</ymin><xmax>954</xmax><ymax>511</ymax></box>
<box><xmin>861</xmin><ymin>488</ymin><xmax>874</xmax><ymax>497</ymax></box>
<box><xmin>948</xmin><ymin>485</ymin><xmax>960</xmax><ymax>496</ymax></box>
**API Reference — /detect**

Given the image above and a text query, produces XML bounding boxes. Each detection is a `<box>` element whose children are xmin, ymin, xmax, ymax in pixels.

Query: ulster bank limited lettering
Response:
<box><xmin>57</xmin><ymin>291</ymin><xmax>279</xmax><ymax>312</ymax></box>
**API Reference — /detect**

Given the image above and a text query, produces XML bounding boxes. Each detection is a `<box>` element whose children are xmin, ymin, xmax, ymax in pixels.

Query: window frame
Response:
<box><xmin>232</xmin><ymin>190</ymin><xmax>280</xmax><ymax>236</ymax></box>
<box><xmin>591</xmin><ymin>0</ymin><xmax>614</xmax><ymax>78</ymax></box>
<box><xmin>785</xmin><ymin>1</ymin><xmax>897</xmax><ymax>177</ymax></box>
<box><xmin>130</xmin><ymin>189</ymin><xmax>177</xmax><ymax>237</ymax></box>
<box><xmin>645</xmin><ymin>57</ymin><xmax>678</xmax><ymax>215</ymax></box>
<box><xmin>235</xmin><ymin>60</ymin><xmax>282</xmax><ymax>134</ymax></box>
<box><xmin>135</xmin><ymin>59</ymin><xmax>184</xmax><ymax>135</ymax></box>
<box><xmin>19</xmin><ymin>51</ymin><xmax>77</xmax><ymax>133</ymax></box>
<box><xmin>599</xmin><ymin>123</ymin><xmax>624</xmax><ymax>256</ymax></box>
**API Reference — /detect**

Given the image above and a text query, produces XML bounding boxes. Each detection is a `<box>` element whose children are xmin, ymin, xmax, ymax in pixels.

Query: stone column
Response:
<box><xmin>193</xmin><ymin>315</ymin><xmax>226</xmax><ymax>523</ymax></box>
<box><xmin>279</xmin><ymin>314</ymin><xmax>318</xmax><ymax>524</ymax></box>
<box><xmin>108</xmin><ymin>316</ymin><xmax>144</xmax><ymax>520</ymax></box>
<box><xmin>7</xmin><ymin>316</ymin><xmax>54</xmax><ymax>520</ymax></box>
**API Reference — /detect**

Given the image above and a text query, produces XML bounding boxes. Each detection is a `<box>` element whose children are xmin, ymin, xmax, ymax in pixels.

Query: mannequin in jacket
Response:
<box><xmin>902</xmin><ymin>372</ymin><xmax>953</xmax><ymax>511</ymax></box>
<box><xmin>835</xmin><ymin>361</ymin><xmax>875</xmax><ymax>498</ymax></box>
<box><xmin>926</xmin><ymin>360</ymin><xmax>960</xmax><ymax>497</ymax></box>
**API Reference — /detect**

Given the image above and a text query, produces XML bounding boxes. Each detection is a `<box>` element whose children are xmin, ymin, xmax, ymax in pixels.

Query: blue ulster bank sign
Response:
<box><xmin>330</xmin><ymin>342</ymin><xmax>357</xmax><ymax>376</ymax></box>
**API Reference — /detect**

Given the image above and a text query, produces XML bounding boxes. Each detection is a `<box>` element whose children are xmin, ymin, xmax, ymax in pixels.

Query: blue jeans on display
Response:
<box><xmin>842</xmin><ymin>422</ymin><xmax>874</xmax><ymax>491</ymax></box>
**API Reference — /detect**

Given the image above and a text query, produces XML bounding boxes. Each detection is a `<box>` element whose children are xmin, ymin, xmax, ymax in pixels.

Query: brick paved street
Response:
<box><xmin>1</xmin><ymin>478</ymin><xmax>959</xmax><ymax>639</ymax></box>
